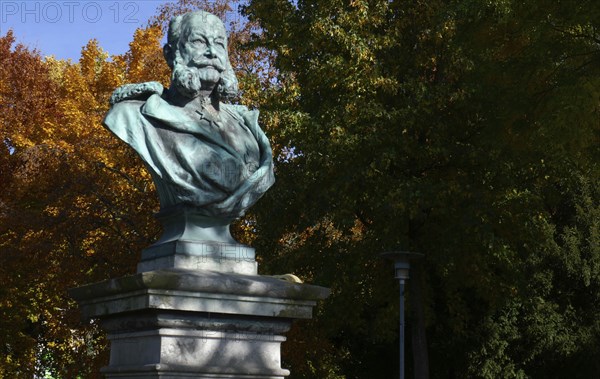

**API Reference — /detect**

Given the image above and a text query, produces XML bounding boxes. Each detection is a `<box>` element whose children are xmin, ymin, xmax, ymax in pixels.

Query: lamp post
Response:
<box><xmin>380</xmin><ymin>251</ymin><xmax>423</xmax><ymax>379</ymax></box>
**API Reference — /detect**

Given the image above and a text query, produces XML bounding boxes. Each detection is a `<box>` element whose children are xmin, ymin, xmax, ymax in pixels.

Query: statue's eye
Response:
<box><xmin>214</xmin><ymin>39</ymin><xmax>226</xmax><ymax>48</ymax></box>
<box><xmin>190</xmin><ymin>38</ymin><xmax>206</xmax><ymax>46</ymax></box>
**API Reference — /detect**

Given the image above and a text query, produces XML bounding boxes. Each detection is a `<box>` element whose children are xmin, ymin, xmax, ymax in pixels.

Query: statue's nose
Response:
<box><xmin>204</xmin><ymin>44</ymin><xmax>217</xmax><ymax>58</ymax></box>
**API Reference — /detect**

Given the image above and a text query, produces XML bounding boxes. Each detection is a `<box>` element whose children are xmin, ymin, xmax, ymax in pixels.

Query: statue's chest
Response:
<box><xmin>213</xmin><ymin>119</ymin><xmax>260</xmax><ymax>163</ymax></box>
<box><xmin>158</xmin><ymin>110</ymin><xmax>260</xmax><ymax>168</ymax></box>
<box><xmin>194</xmin><ymin>109</ymin><xmax>260</xmax><ymax>164</ymax></box>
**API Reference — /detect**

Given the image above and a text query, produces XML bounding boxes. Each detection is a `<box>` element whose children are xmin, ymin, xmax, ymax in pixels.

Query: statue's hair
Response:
<box><xmin>163</xmin><ymin>11</ymin><xmax>238</xmax><ymax>100</ymax></box>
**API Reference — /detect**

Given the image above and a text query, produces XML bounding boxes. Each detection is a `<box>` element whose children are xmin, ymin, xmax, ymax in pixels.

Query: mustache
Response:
<box><xmin>190</xmin><ymin>57</ymin><xmax>225</xmax><ymax>72</ymax></box>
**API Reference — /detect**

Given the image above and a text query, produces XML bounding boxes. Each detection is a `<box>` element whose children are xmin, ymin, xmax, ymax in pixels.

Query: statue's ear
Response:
<box><xmin>163</xmin><ymin>43</ymin><xmax>174</xmax><ymax>69</ymax></box>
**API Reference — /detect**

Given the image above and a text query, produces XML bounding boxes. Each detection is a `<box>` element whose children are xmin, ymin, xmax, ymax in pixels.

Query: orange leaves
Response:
<box><xmin>0</xmin><ymin>26</ymin><xmax>162</xmax><ymax>376</ymax></box>
<box><xmin>79</xmin><ymin>39</ymin><xmax>108</xmax><ymax>81</ymax></box>
<box><xmin>0</xmin><ymin>32</ymin><xmax>58</xmax><ymax>151</ymax></box>
<box><xmin>1</xmin><ymin>1</ymin><xmax>282</xmax><ymax>375</ymax></box>
<box><xmin>120</xmin><ymin>25</ymin><xmax>169</xmax><ymax>85</ymax></box>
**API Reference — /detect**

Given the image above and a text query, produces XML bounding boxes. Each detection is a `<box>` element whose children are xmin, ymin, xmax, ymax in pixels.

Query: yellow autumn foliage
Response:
<box><xmin>0</xmin><ymin>24</ymin><xmax>169</xmax><ymax>376</ymax></box>
<box><xmin>0</xmin><ymin>0</ymin><xmax>282</xmax><ymax>375</ymax></box>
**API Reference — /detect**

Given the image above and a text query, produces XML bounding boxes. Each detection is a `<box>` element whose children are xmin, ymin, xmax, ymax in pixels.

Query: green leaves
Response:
<box><xmin>1</xmin><ymin>0</ymin><xmax>598</xmax><ymax>376</ymax></box>
<box><xmin>246</xmin><ymin>0</ymin><xmax>600</xmax><ymax>377</ymax></box>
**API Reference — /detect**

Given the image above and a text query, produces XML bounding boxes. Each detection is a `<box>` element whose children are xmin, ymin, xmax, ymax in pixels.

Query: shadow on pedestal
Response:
<box><xmin>70</xmin><ymin>269</ymin><xmax>329</xmax><ymax>378</ymax></box>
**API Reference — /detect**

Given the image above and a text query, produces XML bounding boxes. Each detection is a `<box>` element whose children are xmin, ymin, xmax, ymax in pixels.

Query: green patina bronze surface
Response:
<box><xmin>103</xmin><ymin>11</ymin><xmax>275</xmax><ymax>244</ymax></box>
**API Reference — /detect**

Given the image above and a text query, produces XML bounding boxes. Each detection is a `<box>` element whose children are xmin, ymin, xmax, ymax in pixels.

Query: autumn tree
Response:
<box><xmin>0</xmin><ymin>27</ymin><xmax>167</xmax><ymax>376</ymax></box>
<box><xmin>0</xmin><ymin>0</ymin><xmax>280</xmax><ymax>376</ymax></box>
<box><xmin>0</xmin><ymin>18</ymin><xmax>174</xmax><ymax>379</ymax></box>
<box><xmin>3</xmin><ymin>0</ymin><xmax>598</xmax><ymax>377</ymax></box>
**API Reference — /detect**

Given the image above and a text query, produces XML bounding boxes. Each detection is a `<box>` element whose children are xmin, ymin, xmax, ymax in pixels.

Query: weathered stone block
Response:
<box><xmin>70</xmin><ymin>269</ymin><xmax>329</xmax><ymax>378</ymax></box>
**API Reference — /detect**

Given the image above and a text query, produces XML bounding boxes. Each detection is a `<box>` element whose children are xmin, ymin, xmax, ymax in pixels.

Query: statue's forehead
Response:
<box><xmin>182</xmin><ymin>14</ymin><xmax>226</xmax><ymax>39</ymax></box>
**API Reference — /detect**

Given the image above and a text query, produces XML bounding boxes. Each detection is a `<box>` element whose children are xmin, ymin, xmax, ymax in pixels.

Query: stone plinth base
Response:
<box><xmin>70</xmin><ymin>269</ymin><xmax>329</xmax><ymax>379</ymax></box>
<box><xmin>139</xmin><ymin>241</ymin><xmax>257</xmax><ymax>275</ymax></box>
<box><xmin>137</xmin><ymin>207</ymin><xmax>258</xmax><ymax>275</ymax></box>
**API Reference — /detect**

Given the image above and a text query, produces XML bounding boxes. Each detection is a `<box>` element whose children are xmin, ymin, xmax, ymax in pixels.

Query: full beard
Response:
<box><xmin>172</xmin><ymin>61</ymin><xmax>222</xmax><ymax>99</ymax></box>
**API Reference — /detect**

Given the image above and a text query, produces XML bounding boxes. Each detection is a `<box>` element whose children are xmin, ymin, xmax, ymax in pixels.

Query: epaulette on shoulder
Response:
<box><xmin>109</xmin><ymin>81</ymin><xmax>164</xmax><ymax>105</ymax></box>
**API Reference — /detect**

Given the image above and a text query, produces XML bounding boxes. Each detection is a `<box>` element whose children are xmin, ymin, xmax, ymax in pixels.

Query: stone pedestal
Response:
<box><xmin>71</xmin><ymin>208</ymin><xmax>329</xmax><ymax>378</ymax></box>
<box><xmin>137</xmin><ymin>206</ymin><xmax>258</xmax><ymax>275</ymax></box>
<box><xmin>70</xmin><ymin>269</ymin><xmax>329</xmax><ymax>378</ymax></box>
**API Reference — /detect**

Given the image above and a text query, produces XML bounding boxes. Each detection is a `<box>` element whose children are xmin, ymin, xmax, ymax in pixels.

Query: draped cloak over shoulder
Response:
<box><xmin>102</xmin><ymin>93</ymin><xmax>275</xmax><ymax>220</ymax></box>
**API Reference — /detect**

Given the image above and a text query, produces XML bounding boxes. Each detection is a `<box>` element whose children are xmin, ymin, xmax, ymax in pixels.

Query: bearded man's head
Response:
<box><xmin>163</xmin><ymin>11</ymin><xmax>238</xmax><ymax>100</ymax></box>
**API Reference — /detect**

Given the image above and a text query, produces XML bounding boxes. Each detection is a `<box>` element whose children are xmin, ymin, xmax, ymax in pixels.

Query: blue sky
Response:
<box><xmin>0</xmin><ymin>0</ymin><xmax>173</xmax><ymax>61</ymax></box>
